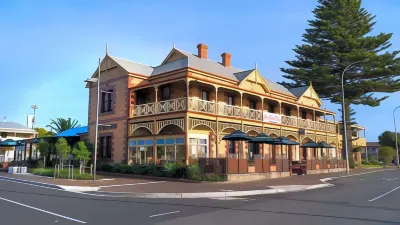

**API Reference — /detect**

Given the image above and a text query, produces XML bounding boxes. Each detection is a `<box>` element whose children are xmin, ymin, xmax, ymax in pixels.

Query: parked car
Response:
<box><xmin>291</xmin><ymin>160</ymin><xmax>307</xmax><ymax>175</ymax></box>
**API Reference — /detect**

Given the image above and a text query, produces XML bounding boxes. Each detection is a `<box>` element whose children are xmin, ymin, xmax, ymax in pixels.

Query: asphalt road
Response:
<box><xmin>0</xmin><ymin>169</ymin><xmax>399</xmax><ymax>225</ymax></box>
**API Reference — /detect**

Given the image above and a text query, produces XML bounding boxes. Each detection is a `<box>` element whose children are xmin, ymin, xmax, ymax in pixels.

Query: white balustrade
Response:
<box><xmin>132</xmin><ymin>102</ymin><xmax>156</xmax><ymax>117</ymax></box>
<box><xmin>131</xmin><ymin>97</ymin><xmax>337</xmax><ymax>133</ymax></box>
<box><xmin>188</xmin><ymin>97</ymin><xmax>215</xmax><ymax>114</ymax></box>
<box><xmin>158</xmin><ymin>98</ymin><xmax>186</xmax><ymax>114</ymax></box>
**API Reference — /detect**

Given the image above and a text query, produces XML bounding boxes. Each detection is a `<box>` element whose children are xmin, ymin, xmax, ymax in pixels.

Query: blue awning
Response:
<box><xmin>55</xmin><ymin>126</ymin><xmax>88</xmax><ymax>137</ymax></box>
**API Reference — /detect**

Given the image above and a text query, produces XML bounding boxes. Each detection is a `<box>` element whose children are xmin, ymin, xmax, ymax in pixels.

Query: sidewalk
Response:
<box><xmin>0</xmin><ymin>168</ymin><xmax>394</xmax><ymax>198</ymax></box>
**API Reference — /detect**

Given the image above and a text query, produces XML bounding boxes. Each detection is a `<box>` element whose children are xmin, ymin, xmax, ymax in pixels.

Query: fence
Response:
<box><xmin>198</xmin><ymin>158</ymin><xmax>226</xmax><ymax>175</ymax></box>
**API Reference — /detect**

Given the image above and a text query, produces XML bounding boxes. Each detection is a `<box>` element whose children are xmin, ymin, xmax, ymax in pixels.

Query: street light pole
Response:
<box><xmin>393</xmin><ymin>106</ymin><xmax>400</xmax><ymax>168</ymax></box>
<box><xmin>93</xmin><ymin>58</ymin><xmax>101</xmax><ymax>181</ymax></box>
<box><xmin>31</xmin><ymin>105</ymin><xmax>38</xmax><ymax>130</ymax></box>
<box><xmin>341</xmin><ymin>59</ymin><xmax>368</xmax><ymax>175</ymax></box>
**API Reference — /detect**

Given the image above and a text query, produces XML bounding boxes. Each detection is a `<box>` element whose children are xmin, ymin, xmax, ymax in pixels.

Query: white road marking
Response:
<box><xmin>98</xmin><ymin>181</ymin><xmax>166</xmax><ymax>188</ymax></box>
<box><xmin>219</xmin><ymin>189</ymin><xmax>234</xmax><ymax>192</ymax></box>
<box><xmin>101</xmin><ymin>178</ymin><xmax>115</xmax><ymax>181</ymax></box>
<box><xmin>149</xmin><ymin>211</ymin><xmax>180</xmax><ymax>218</ymax></box>
<box><xmin>0</xmin><ymin>196</ymin><xmax>87</xmax><ymax>223</ymax></box>
<box><xmin>368</xmin><ymin>185</ymin><xmax>400</xmax><ymax>202</ymax></box>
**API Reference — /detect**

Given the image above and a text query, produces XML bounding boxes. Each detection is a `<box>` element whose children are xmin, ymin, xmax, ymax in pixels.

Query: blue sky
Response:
<box><xmin>1</xmin><ymin>0</ymin><xmax>399</xmax><ymax>141</ymax></box>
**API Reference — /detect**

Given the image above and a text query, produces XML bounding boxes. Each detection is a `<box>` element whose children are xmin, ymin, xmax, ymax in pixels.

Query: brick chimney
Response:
<box><xmin>221</xmin><ymin>52</ymin><xmax>231</xmax><ymax>67</ymax></box>
<box><xmin>197</xmin><ymin>43</ymin><xmax>208</xmax><ymax>59</ymax></box>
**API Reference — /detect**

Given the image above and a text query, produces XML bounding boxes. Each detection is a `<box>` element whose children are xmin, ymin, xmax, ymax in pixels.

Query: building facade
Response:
<box><xmin>87</xmin><ymin>43</ymin><xmax>348</xmax><ymax>168</ymax></box>
<box><xmin>0</xmin><ymin>121</ymin><xmax>38</xmax><ymax>162</ymax></box>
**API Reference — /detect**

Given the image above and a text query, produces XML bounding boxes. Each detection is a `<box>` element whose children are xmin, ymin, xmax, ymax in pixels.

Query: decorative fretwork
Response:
<box><xmin>281</xmin><ymin>116</ymin><xmax>298</xmax><ymax>127</ymax></box>
<box><xmin>132</xmin><ymin>102</ymin><xmax>156</xmax><ymax>117</ymax></box>
<box><xmin>188</xmin><ymin>97</ymin><xmax>216</xmax><ymax>114</ymax></box>
<box><xmin>157</xmin><ymin>118</ymin><xmax>185</xmax><ymax>134</ymax></box>
<box><xmin>243</xmin><ymin>125</ymin><xmax>263</xmax><ymax>134</ymax></box>
<box><xmin>158</xmin><ymin>98</ymin><xmax>186</xmax><ymax>114</ymax></box>
<box><xmin>189</xmin><ymin>118</ymin><xmax>216</xmax><ymax>133</ymax></box>
<box><xmin>315</xmin><ymin>135</ymin><xmax>326</xmax><ymax>143</ymax></box>
<box><xmin>242</xmin><ymin>108</ymin><xmax>263</xmax><ymax>121</ymax></box>
<box><xmin>218</xmin><ymin>122</ymin><xmax>242</xmax><ymax>133</ymax></box>
<box><xmin>267</xmin><ymin>128</ymin><xmax>281</xmax><ymax>137</ymax></box>
<box><xmin>327</xmin><ymin>136</ymin><xmax>337</xmax><ymax>144</ymax></box>
<box><xmin>130</xmin><ymin>122</ymin><xmax>154</xmax><ymax>135</ymax></box>
<box><xmin>281</xmin><ymin>130</ymin><xmax>299</xmax><ymax>140</ymax></box>
<box><xmin>326</xmin><ymin>124</ymin><xmax>336</xmax><ymax>133</ymax></box>
<box><xmin>217</xmin><ymin>103</ymin><xmax>242</xmax><ymax>118</ymax></box>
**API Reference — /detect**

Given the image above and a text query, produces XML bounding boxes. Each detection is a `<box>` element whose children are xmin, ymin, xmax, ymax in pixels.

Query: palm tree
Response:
<box><xmin>46</xmin><ymin>118</ymin><xmax>80</xmax><ymax>134</ymax></box>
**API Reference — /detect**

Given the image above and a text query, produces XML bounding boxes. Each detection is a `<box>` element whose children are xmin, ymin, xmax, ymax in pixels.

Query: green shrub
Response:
<box><xmin>163</xmin><ymin>163</ymin><xmax>187</xmax><ymax>178</ymax></box>
<box><xmin>0</xmin><ymin>163</ymin><xmax>3</xmax><ymax>168</ymax></box>
<box><xmin>349</xmin><ymin>159</ymin><xmax>355</xmax><ymax>169</ymax></box>
<box><xmin>368</xmin><ymin>157</ymin><xmax>378</xmax><ymax>165</ymax></box>
<box><xmin>186</xmin><ymin>164</ymin><xmax>202</xmax><ymax>181</ymax></box>
<box><xmin>30</xmin><ymin>168</ymin><xmax>101</xmax><ymax>180</ymax></box>
<box><xmin>201</xmin><ymin>173</ymin><xmax>226</xmax><ymax>182</ymax></box>
<box><xmin>37</xmin><ymin>160</ymin><xmax>44</xmax><ymax>168</ymax></box>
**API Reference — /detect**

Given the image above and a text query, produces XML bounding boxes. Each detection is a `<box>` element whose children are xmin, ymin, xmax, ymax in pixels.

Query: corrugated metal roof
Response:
<box><xmin>234</xmin><ymin>69</ymin><xmax>255</xmax><ymax>81</ymax></box>
<box><xmin>55</xmin><ymin>126</ymin><xmax>88</xmax><ymax>137</ymax></box>
<box><xmin>0</xmin><ymin>122</ymin><xmax>35</xmax><ymax>132</ymax></box>
<box><xmin>109</xmin><ymin>48</ymin><xmax>296</xmax><ymax>96</ymax></box>
<box><xmin>109</xmin><ymin>56</ymin><xmax>154</xmax><ymax>76</ymax></box>
<box><xmin>289</xmin><ymin>86</ymin><xmax>309</xmax><ymax>98</ymax></box>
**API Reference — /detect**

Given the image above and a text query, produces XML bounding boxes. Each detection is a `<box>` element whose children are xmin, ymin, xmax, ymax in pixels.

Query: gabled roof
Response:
<box><xmin>0</xmin><ymin>122</ymin><xmax>35</xmax><ymax>132</ymax></box>
<box><xmin>234</xmin><ymin>69</ymin><xmax>255</xmax><ymax>81</ymax></box>
<box><xmin>107</xmin><ymin>46</ymin><xmax>298</xmax><ymax>96</ymax></box>
<box><xmin>289</xmin><ymin>86</ymin><xmax>309</xmax><ymax>98</ymax></box>
<box><xmin>55</xmin><ymin>126</ymin><xmax>88</xmax><ymax>137</ymax></box>
<box><xmin>108</xmin><ymin>56</ymin><xmax>154</xmax><ymax>76</ymax></box>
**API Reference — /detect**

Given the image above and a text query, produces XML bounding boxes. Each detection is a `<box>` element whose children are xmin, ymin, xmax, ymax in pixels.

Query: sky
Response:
<box><xmin>0</xmin><ymin>0</ymin><xmax>399</xmax><ymax>141</ymax></box>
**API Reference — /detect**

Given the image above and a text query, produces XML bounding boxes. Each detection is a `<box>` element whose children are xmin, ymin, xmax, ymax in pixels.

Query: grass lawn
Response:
<box><xmin>361</xmin><ymin>164</ymin><xmax>384</xmax><ymax>168</ymax></box>
<box><xmin>30</xmin><ymin>168</ymin><xmax>102</xmax><ymax>180</ymax></box>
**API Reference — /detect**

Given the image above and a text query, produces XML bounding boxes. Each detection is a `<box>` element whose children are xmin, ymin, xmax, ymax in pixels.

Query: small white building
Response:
<box><xmin>0</xmin><ymin>122</ymin><xmax>37</xmax><ymax>162</ymax></box>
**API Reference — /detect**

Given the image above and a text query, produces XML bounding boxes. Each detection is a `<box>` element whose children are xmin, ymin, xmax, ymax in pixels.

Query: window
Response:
<box><xmin>156</xmin><ymin>137</ymin><xmax>185</xmax><ymax>164</ymax></box>
<box><xmin>302</xmin><ymin>111</ymin><xmax>307</xmax><ymax>119</ymax></box>
<box><xmin>189</xmin><ymin>138</ymin><xmax>208</xmax><ymax>158</ymax></box>
<box><xmin>248</xmin><ymin>143</ymin><xmax>259</xmax><ymax>160</ymax></box>
<box><xmin>249</xmin><ymin>100</ymin><xmax>256</xmax><ymax>109</ymax></box>
<box><xmin>128</xmin><ymin>139</ymin><xmax>153</xmax><ymax>164</ymax></box>
<box><xmin>136</xmin><ymin>90</ymin><xmax>146</xmax><ymax>105</ymax></box>
<box><xmin>201</xmin><ymin>90</ymin><xmax>209</xmax><ymax>101</ymax></box>
<box><xmin>285</xmin><ymin>108</ymin><xmax>291</xmax><ymax>116</ymax></box>
<box><xmin>99</xmin><ymin>136</ymin><xmax>112</xmax><ymax>158</ymax></box>
<box><xmin>1</xmin><ymin>132</ymin><xmax>7</xmax><ymax>138</ymax></box>
<box><xmin>101</xmin><ymin>89</ymin><xmax>113</xmax><ymax>113</ymax></box>
<box><xmin>268</xmin><ymin>104</ymin><xmax>275</xmax><ymax>113</ymax></box>
<box><xmin>161</xmin><ymin>86</ymin><xmax>170</xmax><ymax>101</ymax></box>
<box><xmin>228</xmin><ymin>96</ymin><xmax>235</xmax><ymax>105</ymax></box>
<box><xmin>228</xmin><ymin>141</ymin><xmax>235</xmax><ymax>154</ymax></box>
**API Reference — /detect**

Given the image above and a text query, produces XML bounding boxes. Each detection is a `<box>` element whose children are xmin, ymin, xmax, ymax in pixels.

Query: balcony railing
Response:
<box><xmin>131</xmin><ymin>97</ymin><xmax>336</xmax><ymax>133</ymax></box>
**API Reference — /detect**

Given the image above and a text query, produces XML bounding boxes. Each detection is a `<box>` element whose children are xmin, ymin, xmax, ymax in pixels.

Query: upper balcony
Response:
<box><xmin>131</xmin><ymin>97</ymin><xmax>336</xmax><ymax>133</ymax></box>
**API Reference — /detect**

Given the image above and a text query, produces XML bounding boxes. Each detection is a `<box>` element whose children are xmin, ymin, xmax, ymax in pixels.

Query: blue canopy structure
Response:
<box><xmin>55</xmin><ymin>126</ymin><xmax>88</xmax><ymax>137</ymax></box>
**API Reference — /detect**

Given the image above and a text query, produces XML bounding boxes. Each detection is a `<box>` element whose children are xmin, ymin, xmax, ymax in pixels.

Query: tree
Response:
<box><xmin>46</xmin><ymin>118</ymin><xmax>80</xmax><ymax>134</ymax></box>
<box><xmin>34</xmin><ymin>127</ymin><xmax>55</xmax><ymax>138</ymax></box>
<box><xmin>72</xmin><ymin>141</ymin><xmax>91</xmax><ymax>166</ymax></box>
<box><xmin>37</xmin><ymin>140</ymin><xmax>49</xmax><ymax>168</ymax></box>
<box><xmin>378</xmin><ymin>131</ymin><xmax>400</xmax><ymax>148</ymax></box>
<box><xmin>378</xmin><ymin>146</ymin><xmax>396</xmax><ymax>166</ymax></box>
<box><xmin>280</xmin><ymin>0</ymin><xmax>400</xmax><ymax>160</ymax></box>
<box><xmin>55</xmin><ymin>138</ymin><xmax>71</xmax><ymax>165</ymax></box>
<box><xmin>338</xmin><ymin>108</ymin><xmax>357</xmax><ymax>125</ymax></box>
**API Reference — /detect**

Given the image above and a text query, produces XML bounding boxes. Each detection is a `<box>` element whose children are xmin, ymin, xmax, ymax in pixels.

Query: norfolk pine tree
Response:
<box><xmin>279</xmin><ymin>0</ymin><xmax>400</xmax><ymax>160</ymax></box>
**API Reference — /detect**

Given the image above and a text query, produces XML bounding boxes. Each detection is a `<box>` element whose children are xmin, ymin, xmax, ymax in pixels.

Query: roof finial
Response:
<box><xmin>255</xmin><ymin>63</ymin><xmax>257</xmax><ymax>70</ymax></box>
<box><xmin>309</xmin><ymin>80</ymin><xmax>312</xmax><ymax>87</ymax></box>
<box><xmin>106</xmin><ymin>43</ymin><xmax>108</xmax><ymax>55</ymax></box>
<box><xmin>173</xmin><ymin>42</ymin><xmax>175</xmax><ymax>49</ymax></box>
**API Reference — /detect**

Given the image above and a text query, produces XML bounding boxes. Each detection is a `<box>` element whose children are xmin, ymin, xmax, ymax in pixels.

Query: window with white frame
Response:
<box><xmin>189</xmin><ymin>137</ymin><xmax>208</xmax><ymax>158</ymax></box>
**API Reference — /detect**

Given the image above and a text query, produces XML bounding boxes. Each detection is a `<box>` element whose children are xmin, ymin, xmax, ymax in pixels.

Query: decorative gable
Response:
<box><xmin>161</xmin><ymin>49</ymin><xmax>186</xmax><ymax>65</ymax></box>
<box><xmin>298</xmin><ymin>86</ymin><xmax>322</xmax><ymax>107</ymax></box>
<box><xmin>238</xmin><ymin>70</ymin><xmax>270</xmax><ymax>94</ymax></box>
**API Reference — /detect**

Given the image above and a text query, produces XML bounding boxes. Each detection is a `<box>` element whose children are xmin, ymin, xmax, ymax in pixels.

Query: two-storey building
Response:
<box><xmin>87</xmin><ymin>43</ymin><xmax>340</xmax><ymax>169</ymax></box>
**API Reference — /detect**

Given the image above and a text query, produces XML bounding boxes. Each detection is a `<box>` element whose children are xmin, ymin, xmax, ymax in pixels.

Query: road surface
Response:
<box><xmin>0</xmin><ymin>169</ymin><xmax>399</xmax><ymax>225</ymax></box>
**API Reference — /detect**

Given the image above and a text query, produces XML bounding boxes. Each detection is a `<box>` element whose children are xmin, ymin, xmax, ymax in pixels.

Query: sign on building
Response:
<box><xmin>263</xmin><ymin>112</ymin><xmax>282</xmax><ymax>124</ymax></box>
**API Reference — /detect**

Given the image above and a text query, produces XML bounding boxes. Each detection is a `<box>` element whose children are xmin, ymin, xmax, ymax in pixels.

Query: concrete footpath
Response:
<box><xmin>0</xmin><ymin>168</ymin><xmax>394</xmax><ymax>198</ymax></box>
